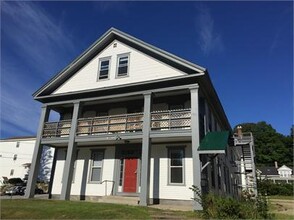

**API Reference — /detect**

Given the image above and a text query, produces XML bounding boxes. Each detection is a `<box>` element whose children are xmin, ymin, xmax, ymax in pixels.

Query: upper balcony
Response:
<box><xmin>42</xmin><ymin>109</ymin><xmax>191</xmax><ymax>139</ymax></box>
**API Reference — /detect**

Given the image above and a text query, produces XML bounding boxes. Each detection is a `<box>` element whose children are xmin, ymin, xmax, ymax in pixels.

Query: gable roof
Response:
<box><xmin>277</xmin><ymin>165</ymin><xmax>292</xmax><ymax>171</ymax></box>
<box><xmin>33</xmin><ymin>27</ymin><xmax>206</xmax><ymax>98</ymax></box>
<box><xmin>258</xmin><ymin>166</ymin><xmax>278</xmax><ymax>176</ymax></box>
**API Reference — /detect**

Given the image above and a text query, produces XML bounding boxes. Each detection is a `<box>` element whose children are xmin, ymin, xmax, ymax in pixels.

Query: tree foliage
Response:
<box><xmin>38</xmin><ymin>146</ymin><xmax>53</xmax><ymax>182</ymax></box>
<box><xmin>235</xmin><ymin>122</ymin><xmax>293</xmax><ymax>166</ymax></box>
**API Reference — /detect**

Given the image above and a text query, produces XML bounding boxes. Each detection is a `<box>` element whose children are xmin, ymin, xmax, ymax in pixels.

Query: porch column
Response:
<box><xmin>60</xmin><ymin>101</ymin><xmax>81</xmax><ymax>200</ymax></box>
<box><xmin>190</xmin><ymin>86</ymin><xmax>202</xmax><ymax>210</ymax></box>
<box><xmin>139</xmin><ymin>92</ymin><xmax>152</xmax><ymax>206</ymax></box>
<box><xmin>25</xmin><ymin>105</ymin><xmax>50</xmax><ymax>198</ymax></box>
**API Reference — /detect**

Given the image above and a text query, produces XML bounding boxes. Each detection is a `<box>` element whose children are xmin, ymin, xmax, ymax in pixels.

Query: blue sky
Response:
<box><xmin>0</xmin><ymin>1</ymin><xmax>293</xmax><ymax>138</ymax></box>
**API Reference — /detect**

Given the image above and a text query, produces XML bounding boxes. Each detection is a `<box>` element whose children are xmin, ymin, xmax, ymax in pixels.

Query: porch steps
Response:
<box><xmin>98</xmin><ymin>195</ymin><xmax>139</xmax><ymax>206</ymax></box>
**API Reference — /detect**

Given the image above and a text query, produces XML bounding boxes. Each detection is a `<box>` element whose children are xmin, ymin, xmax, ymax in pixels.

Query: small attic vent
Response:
<box><xmin>113</xmin><ymin>43</ymin><xmax>117</xmax><ymax>48</ymax></box>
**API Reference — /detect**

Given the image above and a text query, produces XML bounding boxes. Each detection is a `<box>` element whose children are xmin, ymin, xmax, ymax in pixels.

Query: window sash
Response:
<box><xmin>90</xmin><ymin>150</ymin><xmax>104</xmax><ymax>182</ymax></box>
<box><xmin>168</xmin><ymin>148</ymin><xmax>184</xmax><ymax>184</ymax></box>
<box><xmin>99</xmin><ymin>59</ymin><xmax>110</xmax><ymax>80</ymax></box>
<box><xmin>117</xmin><ymin>56</ymin><xmax>129</xmax><ymax>76</ymax></box>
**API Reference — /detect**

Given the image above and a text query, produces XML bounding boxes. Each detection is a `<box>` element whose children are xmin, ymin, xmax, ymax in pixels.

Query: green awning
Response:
<box><xmin>198</xmin><ymin>131</ymin><xmax>230</xmax><ymax>153</ymax></box>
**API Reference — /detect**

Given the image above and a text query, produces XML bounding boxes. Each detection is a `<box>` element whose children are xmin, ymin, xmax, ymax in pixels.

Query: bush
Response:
<box><xmin>190</xmin><ymin>185</ymin><xmax>271</xmax><ymax>219</ymax></box>
<box><xmin>257</xmin><ymin>179</ymin><xmax>294</xmax><ymax>196</ymax></box>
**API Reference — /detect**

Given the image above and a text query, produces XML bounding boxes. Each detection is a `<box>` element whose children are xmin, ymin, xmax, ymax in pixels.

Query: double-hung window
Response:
<box><xmin>117</xmin><ymin>54</ymin><xmax>129</xmax><ymax>77</ymax></box>
<box><xmin>89</xmin><ymin>150</ymin><xmax>104</xmax><ymax>182</ymax></box>
<box><xmin>98</xmin><ymin>58</ymin><xmax>110</xmax><ymax>80</ymax></box>
<box><xmin>168</xmin><ymin>147</ymin><xmax>185</xmax><ymax>184</ymax></box>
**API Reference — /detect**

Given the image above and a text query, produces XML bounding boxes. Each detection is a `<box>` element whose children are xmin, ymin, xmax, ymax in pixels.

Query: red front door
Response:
<box><xmin>123</xmin><ymin>158</ymin><xmax>138</xmax><ymax>193</ymax></box>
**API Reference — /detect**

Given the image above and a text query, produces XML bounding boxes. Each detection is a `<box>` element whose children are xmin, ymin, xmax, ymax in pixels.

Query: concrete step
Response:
<box><xmin>98</xmin><ymin>196</ymin><xmax>139</xmax><ymax>205</ymax></box>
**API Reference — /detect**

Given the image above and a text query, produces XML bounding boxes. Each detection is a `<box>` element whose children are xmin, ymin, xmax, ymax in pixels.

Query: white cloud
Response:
<box><xmin>195</xmin><ymin>4</ymin><xmax>224</xmax><ymax>55</ymax></box>
<box><xmin>0</xmin><ymin>1</ymin><xmax>75</xmax><ymax>138</ymax></box>
<box><xmin>1</xmin><ymin>1</ymin><xmax>75</xmax><ymax>77</ymax></box>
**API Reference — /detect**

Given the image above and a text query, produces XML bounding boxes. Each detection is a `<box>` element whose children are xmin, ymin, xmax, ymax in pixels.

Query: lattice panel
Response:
<box><xmin>58</xmin><ymin>128</ymin><xmax>70</xmax><ymax>136</ymax></box>
<box><xmin>171</xmin><ymin>112</ymin><xmax>191</xmax><ymax>119</ymax></box>
<box><xmin>151</xmin><ymin>121</ymin><xmax>169</xmax><ymax>129</ymax></box>
<box><xmin>151</xmin><ymin>113</ymin><xmax>169</xmax><ymax>120</ymax></box>
<box><xmin>78</xmin><ymin>120</ymin><xmax>92</xmax><ymax>127</ymax></box>
<box><xmin>93</xmin><ymin>118</ymin><xmax>108</xmax><ymax>125</ymax></box>
<box><xmin>126</xmin><ymin>123</ymin><xmax>143</xmax><ymax>131</ymax></box>
<box><xmin>109</xmin><ymin>124</ymin><xmax>125</xmax><ymax>132</ymax></box>
<box><xmin>109</xmin><ymin>117</ymin><xmax>126</xmax><ymax>124</ymax></box>
<box><xmin>127</xmin><ymin>115</ymin><xmax>143</xmax><ymax>122</ymax></box>
<box><xmin>170</xmin><ymin>119</ymin><xmax>191</xmax><ymax>128</ymax></box>
<box><xmin>43</xmin><ymin>130</ymin><xmax>56</xmax><ymax>137</ymax></box>
<box><xmin>44</xmin><ymin>123</ymin><xmax>58</xmax><ymax>129</ymax></box>
<box><xmin>58</xmin><ymin>121</ymin><xmax>71</xmax><ymax>128</ymax></box>
<box><xmin>92</xmin><ymin>125</ymin><xmax>108</xmax><ymax>133</ymax></box>
<box><xmin>77</xmin><ymin>126</ymin><xmax>91</xmax><ymax>134</ymax></box>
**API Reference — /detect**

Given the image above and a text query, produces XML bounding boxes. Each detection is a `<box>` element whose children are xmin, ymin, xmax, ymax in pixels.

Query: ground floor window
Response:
<box><xmin>89</xmin><ymin>150</ymin><xmax>104</xmax><ymax>182</ymax></box>
<box><xmin>168</xmin><ymin>147</ymin><xmax>185</xmax><ymax>184</ymax></box>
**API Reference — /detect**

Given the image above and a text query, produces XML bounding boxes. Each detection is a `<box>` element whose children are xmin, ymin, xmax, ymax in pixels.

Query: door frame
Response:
<box><xmin>114</xmin><ymin>145</ymin><xmax>141</xmax><ymax>195</ymax></box>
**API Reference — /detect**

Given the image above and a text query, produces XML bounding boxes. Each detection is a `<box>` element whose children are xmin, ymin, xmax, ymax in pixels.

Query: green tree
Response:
<box><xmin>234</xmin><ymin>122</ymin><xmax>293</xmax><ymax>166</ymax></box>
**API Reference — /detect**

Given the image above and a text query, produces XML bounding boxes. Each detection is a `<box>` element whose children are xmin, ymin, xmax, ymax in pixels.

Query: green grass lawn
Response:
<box><xmin>268</xmin><ymin>197</ymin><xmax>294</xmax><ymax>220</ymax></box>
<box><xmin>268</xmin><ymin>195</ymin><xmax>294</xmax><ymax>200</ymax></box>
<box><xmin>0</xmin><ymin>199</ymin><xmax>201</xmax><ymax>219</ymax></box>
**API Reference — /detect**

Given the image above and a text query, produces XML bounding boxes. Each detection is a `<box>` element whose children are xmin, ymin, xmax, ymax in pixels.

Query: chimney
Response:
<box><xmin>237</xmin><ymin>126</ymin><xmax>243</xmax><ymax>137</ymax></box>
<box><xmin>275</xmin><ymin>161</ymin><xmax>278</xmax><ymax>169</ymax></box>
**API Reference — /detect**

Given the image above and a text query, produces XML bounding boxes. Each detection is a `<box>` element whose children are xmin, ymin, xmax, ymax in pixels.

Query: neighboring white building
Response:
<box><xmin>257</xmin><ymin>164</ymin><xmax>294</xmax><ymax>183</ymax></box>
<box><xmin>277</xmin><ymin>165</ymin><xmax>292</xmax><ymax>178</ymax></box>
<box><xmin>0</xmin><ymin>136</ymin><xmax>54</xmax><ymax>185</ymax></box>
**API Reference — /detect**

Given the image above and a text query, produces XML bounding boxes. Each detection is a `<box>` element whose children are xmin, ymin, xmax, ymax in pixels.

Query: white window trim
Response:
<box><xmin>88</xmin><ymin>149</ymin><xmax>105</xmax><ymax>183</ymax></box>
<box><xmin>116</xmin><ymin>53</ymin><xmax>130</xmax><ymax>78</ymax></box>
<box><xmin>167</xmin><ymin>146</ymin><xmax>186</xmax><ymax>186</ymax></box>
<box><xmin>97</xmin><ymin>57</ymin><xmax>111</xmax><ymax>81</ymax></box>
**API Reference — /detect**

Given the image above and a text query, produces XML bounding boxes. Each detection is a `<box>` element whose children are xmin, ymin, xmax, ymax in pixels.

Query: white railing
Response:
<box><xmin>42</xmin><ymin>109</ymin><xmax>191</xmax><ymax>138</ymax></box>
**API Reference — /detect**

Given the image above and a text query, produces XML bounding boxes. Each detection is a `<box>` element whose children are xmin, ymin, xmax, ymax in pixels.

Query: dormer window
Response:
<box><xmin>98</xmin><ymin>57</ymin><xmax>110</xmax><ymax>80</ymax></box>
<box><xmin>117</xmin><ymin>54</ymin><xmax>129</xmax><ymax>77</ymax></box>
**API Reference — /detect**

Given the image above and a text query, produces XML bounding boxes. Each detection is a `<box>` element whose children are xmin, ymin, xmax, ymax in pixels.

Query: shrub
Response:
<box><xmin>257</xmin><ymin>179</ymin><xmax>294</xmax><ymax>196</ymax></box>
<box><xmin>190</xmin><ymin>185</ymin><xmax>271</xmax><ymax>219</ymax></box>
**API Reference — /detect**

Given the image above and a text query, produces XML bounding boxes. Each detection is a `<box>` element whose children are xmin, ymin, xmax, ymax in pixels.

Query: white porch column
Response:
<box><xmin>139</xmin><ymin>92</ymin><xmax>152</xmax><ymax>206</ymax></box>
<box><xmin>25</xmin><ymin>105</ymin><xmax>50</xmax><ymax>198</ymax></box>
<box><xmin>60</xmin><ymin>101</ymin><xmax>81</xmax><ymax>200</ymax></box>
<box><xmin>190</xmin><ymin>86</ymin><xmax>202</xmax><ymax>210</ymax></box>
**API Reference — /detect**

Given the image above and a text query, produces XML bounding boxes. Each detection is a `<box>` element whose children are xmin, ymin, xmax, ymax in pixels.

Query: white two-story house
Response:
<box><xmin>25</xmin><ymin>28</ymin><xmax>243</xmax><ymax>210</ymax></box>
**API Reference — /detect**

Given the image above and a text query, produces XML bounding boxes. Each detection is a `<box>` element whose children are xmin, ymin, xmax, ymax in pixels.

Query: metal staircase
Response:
<box><xmin>233</xmin><ymin>129</ymin><xmax>257</xmax><ymax>196</ymax></box>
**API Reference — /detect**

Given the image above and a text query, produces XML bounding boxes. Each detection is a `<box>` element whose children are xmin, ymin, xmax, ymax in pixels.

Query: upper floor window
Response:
<box><xmin>117</xmin><ymin>54</ymin><xmax>129</xmax><ymax>77</ymax></box>
<box><xmin>98</xmin><ymin>58</ymin><xmax>110</xmax><ymax>80</ymax></box>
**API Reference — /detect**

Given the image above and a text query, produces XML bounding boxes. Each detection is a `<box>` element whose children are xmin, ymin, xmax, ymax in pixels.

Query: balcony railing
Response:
<box><xmin>42</xmin><ymin>109</ymin><xmax>191</xmax><ymax>138</ymax></box>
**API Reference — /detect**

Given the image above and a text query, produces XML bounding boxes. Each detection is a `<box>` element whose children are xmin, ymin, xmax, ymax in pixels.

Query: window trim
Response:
<box><xmin>88</xmin><ymin>149</ymin><xmax>105</xmax><ymax>183</ymax></box>
<box><xmin>167</xmin><ymin>146</ymin><xmax>186</xmax><ymax>186</ymax></box>
<box><xmin>97</xmin><ymin>57</ymin><xmax>111</xmax><ymax>81</ymax></box>
<box><xmin>116</xmin><ymin>53</ymin><xmax>130</xmax><ymax>78</ymax></box>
